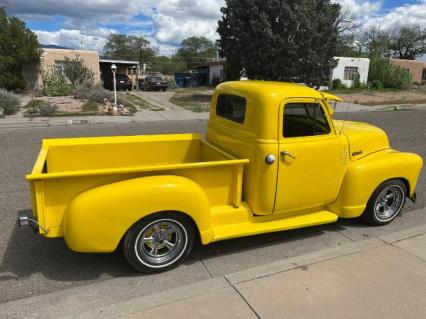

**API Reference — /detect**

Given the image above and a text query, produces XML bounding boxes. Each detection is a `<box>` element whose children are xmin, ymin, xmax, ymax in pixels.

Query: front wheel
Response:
<box><xmin>123</xmin><ymin>213</ymin><xmax>195</xmax><ymax>273</ymax></box>
<box><xmin>362</xmin><ymin>179</ymin><xmax>407</xmax><ymax>226</ymax></box>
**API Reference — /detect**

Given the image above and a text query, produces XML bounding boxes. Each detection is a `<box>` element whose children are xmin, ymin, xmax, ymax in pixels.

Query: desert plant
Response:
<box><xmin>25</xmin><ymin>99</ymin><xmax>56</xmax><ymax>116</ymax></box>
<box><xmin>0</xmin><ymin>89</ymin><xmax>20</xmax><ymax>115</ymax></box>
<box><xmin>352</xmin><ymin>72</ymin><xmax>361</xmax><ymax>89</ymax></box>
<box><xmin>41</xmin><ymin>70</ymin><xmax>72</xmax><ymax>96</ymax></box>
<box><xmin>63</xmin><ymin>55</ymin><xmax>95</xmax><ymax>88</ymax></box>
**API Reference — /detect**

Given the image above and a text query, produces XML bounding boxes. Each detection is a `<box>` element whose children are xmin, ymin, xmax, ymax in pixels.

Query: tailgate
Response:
<box><xmin>27</xmin><ymin>148</ymin><xmax>48</xmax><ymax>235</ymax></box>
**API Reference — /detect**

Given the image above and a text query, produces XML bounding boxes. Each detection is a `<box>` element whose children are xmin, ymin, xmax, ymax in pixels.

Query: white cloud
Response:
<box><xmin>35</xmin><ymin>28</ymin><xmax>113</xmax><ymax>52</ymax></box>
<box><xmin>9</xmin><ymin>0</ymin><xmax>426</xmax><ymax>56</ymax></box>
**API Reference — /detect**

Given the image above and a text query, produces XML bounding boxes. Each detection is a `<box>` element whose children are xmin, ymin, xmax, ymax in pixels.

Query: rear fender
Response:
<box><xmin>64</xmin><ymin>175</ymin><xmax>212</xmax><ymax>252</ymax></box>
<box><xmin>327</xmin><ymin>150</ymin><xmax>423</xmax><ymax>218</ymax></box>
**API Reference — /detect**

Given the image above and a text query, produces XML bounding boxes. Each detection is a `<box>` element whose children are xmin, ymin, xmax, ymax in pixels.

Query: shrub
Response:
<box><xmin>332</xmin><ymin>79</ymin><xmax>342</xmax><ymax>90</ymax></box>
<box><xmin>352</xmin><ymin>72</ymin><xmax>361</xmax><ymax>89</ymax></box>
<box><xmin>371</xmin><ymin>80</ymin><xmax>383</xmax><ymax>90</ymax></box>
<box><xmin>166</xmin><ymin>78</ymin><xmax>178</xmax><ymax>89</ymax></box>
<box><xmin>41</xmin><ymin>70</ymin><xmax>72</xmax><ymax>96</ymax></box>
<box><xmin>368</xmin><ymin>57</ymin><xmax>411</xmax><ymax>90</ymax></box>
<box><xmin>39</xmin><ymin>103</ymin><xmax>57</xmax><ymax>116</ymax></box>
<box><xmin>0</xmin><ymin>89</ymin><xmax>20</xmax><ymax>115</ymax></box>
<box><xmin>25</xmin><ymin>99</ymin><xmax>56</xmax><ymax>116</ymax></box>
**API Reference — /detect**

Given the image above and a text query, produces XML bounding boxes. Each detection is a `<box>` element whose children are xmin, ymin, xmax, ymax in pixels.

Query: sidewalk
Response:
<box><xmin>1</xmin><ymin>213</ymin><xmax>425</xmax><ymax>319</ymax></box>
<box><xmin>1</xmin><ymin>102</ymin><xmax>425</xmax><ymax>130</ymax></box>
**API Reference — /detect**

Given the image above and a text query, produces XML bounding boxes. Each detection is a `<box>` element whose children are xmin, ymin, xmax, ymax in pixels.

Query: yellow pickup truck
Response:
<box><xmin>20</xmin><ymin>81</ymin><xmax>423</xmax><ymax>273</ymax></box>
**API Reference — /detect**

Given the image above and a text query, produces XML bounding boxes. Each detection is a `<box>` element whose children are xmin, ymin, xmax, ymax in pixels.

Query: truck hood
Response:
<box><xmin>333</xmin><ymin>120</ymin><xmax>390</xmax><ymax>161</ymax></box>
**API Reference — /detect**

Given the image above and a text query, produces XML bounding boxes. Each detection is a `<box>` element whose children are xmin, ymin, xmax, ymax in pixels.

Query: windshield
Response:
<box><xmin>150</xmin><ymin>77</ymin><xmax>163</xmax><ymax>81</ymax></box>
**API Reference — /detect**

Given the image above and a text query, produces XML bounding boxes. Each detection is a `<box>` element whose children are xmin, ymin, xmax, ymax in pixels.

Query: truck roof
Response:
<box><xmin>216</xmin><ymin>81</ymin><xmax>324</xmax><ymax>102</ymax></box>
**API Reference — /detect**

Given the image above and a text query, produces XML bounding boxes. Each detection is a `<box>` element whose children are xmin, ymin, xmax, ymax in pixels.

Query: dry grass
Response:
<box><xmin>170</xmin><ymin>91</ymin><xmax>212</xmax><ymax>112</ymax></box>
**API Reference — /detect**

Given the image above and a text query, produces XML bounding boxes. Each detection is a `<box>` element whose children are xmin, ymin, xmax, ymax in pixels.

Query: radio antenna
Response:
<box><xmin>339</xmin><ymin>100</ymin><xmax>352</xmax><ymax>136</ymax></box>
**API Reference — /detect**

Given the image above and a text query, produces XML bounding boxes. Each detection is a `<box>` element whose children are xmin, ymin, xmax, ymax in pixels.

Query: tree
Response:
<box><xmin>63</xmin><ymin>55</ymin><xmax>95</xmax><ymax>87</ymax></box>
<box><xmin>0</xmin><ymin>8</ymin><xmax>41</xmax><ymax>90</ymax></box>
<box><xmin>103</xmin><ymin>33</ymin><xmax>156</xmax><ymax>64</ymax></box>
<box><xmin>150</xmin><ymin>56</ymin><xmax>186</xmax><ymax>74</ymax></box>
<box><xmin>389</xmin><ymin>25</ymin><xmax>426</xmax><ymax>60</ymax></box>
<box><xmin>360</xmin><ymin>26</ymin><xmax>391</xmax><ymax>58</ymax></box>
<box><xmin>217</xmin><ymin>0</ymin><xmax>341</xmax><ymax>85</ymax></box>
<box><xmin>174</xmin><ymin>36</ymin><xmax>216</xmax><ymax>70</ymax></box>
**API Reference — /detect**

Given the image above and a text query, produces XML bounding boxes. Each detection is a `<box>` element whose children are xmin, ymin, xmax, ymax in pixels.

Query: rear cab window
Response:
<box><xmin>283</xmin><ymin>103</ymin><xmax>331</xmax><ymax>138</ymax></box>
<box><xmin>216</xmin><ymin>94</ymin><xmax>246</xmax><ymax>124</ymax></box>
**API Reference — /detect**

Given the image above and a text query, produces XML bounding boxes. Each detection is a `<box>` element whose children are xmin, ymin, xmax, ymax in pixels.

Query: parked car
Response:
<box><xmin>104</xmin><ymin>74</ymin><xmax>132</xmax><ymax>91</ymax></box>
<box><xmin>20</xmin><ymin>81</ymin><xmax>423</xmax><ymax>273</ymax></box>
<box><xmin>140</xmin><ymin>75</ymin><xmax>168</xmax><ymax>91</ymax></box>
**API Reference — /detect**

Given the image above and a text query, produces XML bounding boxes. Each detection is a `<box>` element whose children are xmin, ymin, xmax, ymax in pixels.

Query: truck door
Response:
<box><xmin>274</xmin><ymin>98</ymin><xmax>342</xmax><ymax>214</ymax></box>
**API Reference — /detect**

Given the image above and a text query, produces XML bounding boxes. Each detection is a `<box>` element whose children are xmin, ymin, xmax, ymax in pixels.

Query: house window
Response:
<box><xmin>216</xmin><ymin>94</ymin><xmax>246</xmax><ymax>124</ymax></box>
<box><xmin>283</xmin><ymin>103</ymin><xmax>331</xmax><ymax>138</ymax></box>
<box><xmin>344</xmin><ymin>67</ymin><xmax>359</xmax><ymax>80</ymax></box>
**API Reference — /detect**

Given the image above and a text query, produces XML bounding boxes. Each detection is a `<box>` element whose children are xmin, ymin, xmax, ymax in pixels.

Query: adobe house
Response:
<box><xmin>391</xmin><ymin>59</ymin><xmax>426</xmax><ymax>84</ymax></box>
<box><xmin>330</xmin><ymin>57</ymin><xmax>370</xmax><ymax>87</ymax></box>
<box><xmin>38</xmin><ymin>48</ymin><xmax>101</xmax><ymax>88</ymax></box>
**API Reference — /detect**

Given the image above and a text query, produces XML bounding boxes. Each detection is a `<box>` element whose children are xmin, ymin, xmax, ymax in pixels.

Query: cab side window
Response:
<box><xmin>283</xmin><ymin>103</ymin><xmax>331</xmax><ymax>138</ymax></box>
<box><xmin>216</xmin><ymin>94</ymin><xmax>246</xmax><ymax>124</ymax></box>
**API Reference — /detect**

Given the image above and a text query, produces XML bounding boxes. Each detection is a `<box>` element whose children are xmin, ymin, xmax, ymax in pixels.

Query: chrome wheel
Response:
<box><xmin>134</xmin><ymin>219</ymin><xmax>188</xmax><ymax>268</ymax></box>
<box><xmin>374</xmin><ymin>185</ymin><xmax>404</xmax><ymax>222</ymax></box>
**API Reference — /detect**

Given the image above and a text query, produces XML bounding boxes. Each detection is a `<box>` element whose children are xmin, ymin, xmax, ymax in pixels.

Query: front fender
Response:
<box><xmin>64</xmin><ymin>175</ymin><xmax>213</xmax><ymax>252</ymax></box>
<box><xmin>327</xmin><ymin>149</ymin><xmax>423</xmax><ymax>218</ymax></box>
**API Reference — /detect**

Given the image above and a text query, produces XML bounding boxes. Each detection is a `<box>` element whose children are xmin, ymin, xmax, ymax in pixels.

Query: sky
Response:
<box><xmin>4</xmin><ymin>0</ymin><xmax>426</xmax><ymax>56</ymax></box>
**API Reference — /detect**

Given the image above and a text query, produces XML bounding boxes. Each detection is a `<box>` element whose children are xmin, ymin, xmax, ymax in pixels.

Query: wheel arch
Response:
<box><xmin>63</xmin><ymin>175</ymin><xmax>214</xmax><ymax>253</ymax></box>
<box><xmin>327</xmin><ymin>150</ymin><xmax>423</xmax><ymax>218</ymax></box>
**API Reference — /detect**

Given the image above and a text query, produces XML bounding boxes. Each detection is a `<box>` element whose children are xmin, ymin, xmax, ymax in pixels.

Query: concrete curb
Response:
<box><xmin>67</xmin><ymin>278</ymin><xmax>229</xmax><ymax>319</ymax></box>
<box><xmin>1</xmin><ymin>216</ymin><xmax>426</xmax><ymax>319</ymax></box>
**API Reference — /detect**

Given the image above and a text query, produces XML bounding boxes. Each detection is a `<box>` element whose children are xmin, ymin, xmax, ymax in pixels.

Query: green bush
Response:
<box><xmin>368</xmin><ymin>57</ymin><xmax>411</xmax><ymax>90</ymax></box>
<box><xmin>371</xmin><ymin>80</ymin><xmax>383</xmax><ymax>90</ymax></box>
<box><xmin>352</xmin><ymin>72</ymin><xmax>361</xmax><ymax>89</ymax></box>
<box><xmin>166</xmin><ymin>78</ymin><xmax>178</xmax><ymax>89</ymax></box>
<box><xmin>41</xmin><ymin>70</ymin><xmax>72</xmax><ymax>96</ymax></box>
<box><xmin>0</xmin><ymin>89</ymin><xmax>20</xmax><ymax>115</ymax></box>
<box><xmin>332</xmin><ymin>79</ymin><xmax>342</xmax><ymax>90</ymax></box>
<box><xmin>25</xmin><ymin>99</ymin><xmax>56</xmax><ymax>116</ymax></box>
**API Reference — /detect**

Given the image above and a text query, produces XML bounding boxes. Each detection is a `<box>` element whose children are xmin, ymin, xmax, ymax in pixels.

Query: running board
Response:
<box><xmin>212</xmin><ymin>210</ymin><xmax>338</xmax><ymax>242</ymax></box>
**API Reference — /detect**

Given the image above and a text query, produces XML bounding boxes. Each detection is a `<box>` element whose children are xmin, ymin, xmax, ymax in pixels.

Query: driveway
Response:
<box><xmin>0</xmin><ymin>110</ymin><xmax>425</xmax><ymax>304</ymax></box>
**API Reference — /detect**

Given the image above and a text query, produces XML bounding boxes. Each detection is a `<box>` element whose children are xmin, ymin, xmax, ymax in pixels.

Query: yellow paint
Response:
<box><xmin>27</xmin><ymin>81</ymin><xmax>423</xmax><ymax>253</ymax></box>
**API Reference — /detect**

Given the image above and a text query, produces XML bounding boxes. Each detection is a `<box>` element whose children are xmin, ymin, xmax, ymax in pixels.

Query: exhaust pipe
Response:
<box><xmin>18</xmin><ymin>213</ymin><xmax>49</xmax><ymax>233</ymax></box>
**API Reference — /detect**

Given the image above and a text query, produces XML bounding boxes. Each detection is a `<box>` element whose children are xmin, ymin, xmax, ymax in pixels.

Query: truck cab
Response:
<box><xmin>22</xmin><ymin>81</ymin><xmax>423</xmax><ymax>273</ymax></box>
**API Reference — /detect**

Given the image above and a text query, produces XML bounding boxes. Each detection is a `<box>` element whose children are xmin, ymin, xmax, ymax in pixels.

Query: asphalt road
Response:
<box><xmin>0</xmin><ymin>110</ymin><xmax>425</xmax><ymax>304</ymax></box>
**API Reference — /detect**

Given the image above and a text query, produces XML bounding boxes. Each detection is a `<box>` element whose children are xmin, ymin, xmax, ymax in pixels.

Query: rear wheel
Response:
<box><xmin>362</xmin><ymin>179</ymin><xmax>407</xmax><ymax>225</ymax></box>
<box><xmin>123</xmin><ymin>212</ymin><xmax>195</xmax><ymax>273</ymax></box>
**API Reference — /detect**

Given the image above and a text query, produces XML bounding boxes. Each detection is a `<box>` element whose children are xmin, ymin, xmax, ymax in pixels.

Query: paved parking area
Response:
<box><xmin>0</xmin><ymin>110</ymin><xmax>425</xmax><ymax>303</ymax></box>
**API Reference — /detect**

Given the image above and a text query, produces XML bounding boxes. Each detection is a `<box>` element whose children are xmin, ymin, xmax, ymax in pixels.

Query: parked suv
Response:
<box><xmin>140</xmin><ymin>75</ymin><xmax>168</xmax><ymax>91</ymax></box>
<box><xmin>105</xmin><ymin>74</ymin><xmax>132</xmax><ymax>91</ymax></box>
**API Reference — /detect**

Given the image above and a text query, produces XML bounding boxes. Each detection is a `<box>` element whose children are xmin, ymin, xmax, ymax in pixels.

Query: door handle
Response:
<box><xmin>280</xmin><ymin>151</ymin><xmax>296</xmax><ymax>160</ymax></box>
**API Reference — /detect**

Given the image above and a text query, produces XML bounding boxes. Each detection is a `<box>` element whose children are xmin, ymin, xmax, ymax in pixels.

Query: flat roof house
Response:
<box><xmin>391</xmin><ymin>59</ymin><xmax>426</xmax><ymax>84</ymax></box>
<box><xmin>330</xmin><ymin>57</ymin><xmax>370</xmax><ymax>88</ymax></box>
<box><xmin>41</xmin><ymin>48</ymin><xmax>101</xmax><ymax>85</ymax></box>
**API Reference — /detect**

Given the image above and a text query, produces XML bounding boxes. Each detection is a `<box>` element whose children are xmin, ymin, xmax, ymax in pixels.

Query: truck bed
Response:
<box><xmin>27</xmin><ymin>134</ymin><xmax>249</xmax><ymax>237</ymax></box>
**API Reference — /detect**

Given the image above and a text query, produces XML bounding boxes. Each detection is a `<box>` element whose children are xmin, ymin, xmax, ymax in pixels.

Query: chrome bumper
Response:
<box><xmin>18</xmin><ymin>213</ymin><xmax>49</xmax><ymax>233</ymax></box>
